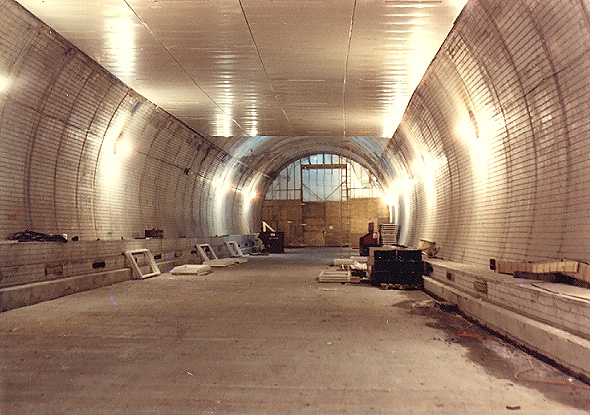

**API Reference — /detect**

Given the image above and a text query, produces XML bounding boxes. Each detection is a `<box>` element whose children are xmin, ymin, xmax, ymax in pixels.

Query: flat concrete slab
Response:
<box><xmin>1</xmin><ymin>248</ymin><xmax>589</xmax><ymax>414</ymax></box>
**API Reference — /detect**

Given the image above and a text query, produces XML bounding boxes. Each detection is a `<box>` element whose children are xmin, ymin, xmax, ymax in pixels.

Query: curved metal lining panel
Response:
<box><xmin>0</xmin><ymin>0</ymin><xmax>266</xmax><ymax>239</ymax></box>
<box><xmin>4</xmin><ymin>0</ymin><xmax>590</xmax><ymax>268</ymax></box>
<box><xmin>223</xmin><ymin>135</ymin><xmax>394</xmax><ymax>183</ymax></box>
<box><xmin>395</xmin><ymin>0</ymin><xmax>590</xmax><ymax>264</ymax></box>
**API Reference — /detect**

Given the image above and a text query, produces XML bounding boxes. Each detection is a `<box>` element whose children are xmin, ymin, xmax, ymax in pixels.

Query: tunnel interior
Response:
<box><xmin>2</xmin><ymin>0</ymin><xmax>590</xmax><ymax>266</ymax></box>
<box><xmin>2</xmin><ymin>0</ymin><xmax>590</xmax><ymax>399</ymax></box>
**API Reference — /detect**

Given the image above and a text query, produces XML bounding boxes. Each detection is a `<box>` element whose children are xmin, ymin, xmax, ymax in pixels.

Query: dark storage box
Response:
<box><xmin>369</xmin><ymin>246</ymin><xmax>424</xmax><ymax>286</ymax></box>
<box><xmin>372</xmin><ymin>261</ymin><xmax>424</xmax><ymax>275</ymax></box>
<box><xmin>396</xmin><ymin>249</ymin><xmax>422</xmax><ymax>262</ymax></box>
<box><xmin>374</xmin><ymin>249</ymin><xmax>398</xmax><ymax>262</ymax></box>
<box><xmin>370</xmin><ymin>270</ymin><xmax>423</xmax><ymax>286</ymax></box>
<box><xmin>145</xmin><ymin>229</ymin><xmax>163</xmax><ymax>238</ymax></box>
<box><xmin>258</xmin><ymin>231</ymin><xmax>284</xmax><ymax>253</ymax></box>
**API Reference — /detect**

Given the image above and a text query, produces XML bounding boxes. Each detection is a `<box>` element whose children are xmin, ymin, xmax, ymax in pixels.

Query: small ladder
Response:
<box><xmin>339</xmin><ymin>154</ymin><xmax>351</xmax><ymax>251</ymax></box>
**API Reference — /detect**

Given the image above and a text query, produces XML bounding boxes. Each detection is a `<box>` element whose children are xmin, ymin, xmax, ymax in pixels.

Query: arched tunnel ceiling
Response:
<box><xmin>222</xmin><ymin>135</ymin><xmax>391</xmax><ymax>190</ymax></box>
<box><xmin>16</xmin><ymin>0</ymin><xmax>468</xmax><ymax>140</ymax></box>
<box><xmin>4</xmin><ymin>0</ymin><xmax>590</xmax><ymax>263</ymax></box>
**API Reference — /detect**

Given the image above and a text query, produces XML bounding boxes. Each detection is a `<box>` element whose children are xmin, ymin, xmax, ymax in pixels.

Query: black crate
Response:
<box><xmin>370</xmin><ymin>271</ymin><xmax>423</xmax><ymax>286</ymax></box>
<box><xmin>258</xmin><ymin>231</ymin><xmax>284</xmax><ymax>253</ymax></box>
<box><xmin>370</xmin><ymin>261</ymin><xmax>424</xmax><ymax>285</ymax></box>
<box><xmin>373</xmin><ymin>249</ymin><xmax>398</xmax><ymax>262</ymax></box>
<box><xmin>373</xmin><ymin>261</ymin><xmax>399</xmax><ymax>272</ymax></box>
<box><xmin>396</xmin><ymin>249</ymin><xmax>422</xmax><ymax>262</ymax></box>
<box><xmin>145</xmin><ymin>229</ymin><xmax>163</xmax><ymax>238</ymax></box>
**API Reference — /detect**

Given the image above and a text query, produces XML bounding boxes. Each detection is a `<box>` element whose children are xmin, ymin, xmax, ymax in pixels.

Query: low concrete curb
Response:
<box><xmin>424</xmin><ymin>276</ymin><xmax>590</xmax><ymax>380</ymax></box>
<box><xmin>1</xmin><ymin>268</ymin><xmax>131</xmax><ymax>311</ymax></box>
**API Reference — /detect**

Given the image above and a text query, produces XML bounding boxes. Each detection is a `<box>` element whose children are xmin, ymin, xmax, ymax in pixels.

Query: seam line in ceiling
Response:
<box><xmin>120</xmin><ymin>0</ymin><xmax>246</xmax><ymax>136</ymax></box>
<box><xmin>238</xmin><ymin>0</ymin><xmax>295</xmax><ymax>134</ymax></box>
<box><xmin>342</xmin><ymin>0</ymin><xmax>358</xmax><ymax>138</ymax></box>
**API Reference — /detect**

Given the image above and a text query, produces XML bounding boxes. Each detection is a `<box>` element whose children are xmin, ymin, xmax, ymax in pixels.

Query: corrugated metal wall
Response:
<box><xmin>394</xmin><ymin>0</ymin><xmax>590</xmax><ymax>265</ymax></box>
<box><xmin>2</xmin><ymin>0</ymin><xmax>590</xmax><ymax>272</ymax></box>
<box><xmin>0</xmin><ymin>0</ymin><xmax>262</xmax><ymax>241</ymax></box>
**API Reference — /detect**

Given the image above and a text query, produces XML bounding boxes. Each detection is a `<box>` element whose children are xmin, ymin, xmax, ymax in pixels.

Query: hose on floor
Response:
<box><xmin>441</xmin><ymin>310</ymin><xmax>590</xmax><ymax>391</ymax></box>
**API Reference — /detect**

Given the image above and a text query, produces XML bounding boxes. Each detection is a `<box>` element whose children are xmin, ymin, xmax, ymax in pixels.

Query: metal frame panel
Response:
<box><xmin>225</xmin><ymin>240</ymin><xmax>246</xmax><ymax>258</ymax></box>
<box><xmin>196</xmin><ymin>244</ymin><xmax>218</xmax><ymax>261</ymax></box>
<box><xmin>124</xmin><ymin>249</ymin><xmax>161</xmax><ymax>279</ymax></box>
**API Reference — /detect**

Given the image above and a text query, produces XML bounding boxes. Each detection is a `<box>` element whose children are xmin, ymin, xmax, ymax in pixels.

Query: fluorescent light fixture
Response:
<box><xmin>216</xmin><ymin>112</ymin><xmax>234</xmax><ymax>137</ymax></box>
<box><xmin>106</xmin><ymin>16</ymin><xmax>136</xmax><ymax>75</ymax></box>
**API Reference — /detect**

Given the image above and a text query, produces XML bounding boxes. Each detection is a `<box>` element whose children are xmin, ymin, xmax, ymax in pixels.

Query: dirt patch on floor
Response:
<box><xmin>392</xmin><ymin>298</ymin><xmax>590</xmax><ymax>411</ymax></box>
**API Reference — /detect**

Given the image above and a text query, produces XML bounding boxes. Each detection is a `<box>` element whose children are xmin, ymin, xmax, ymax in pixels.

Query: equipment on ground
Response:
<box><xmin>367</xmin><ymin>246</ymin><xmax>424</xmax><ymax>287</ymax></box>
<box><xmin>258</xmin><ymin>231</ymin><xmax>284</xmax><ymax>253</ymax></box>
<box><xmin>359</xmin><ymin>222</ymin><xmax>379</xmax><ymax>256</ymax></box>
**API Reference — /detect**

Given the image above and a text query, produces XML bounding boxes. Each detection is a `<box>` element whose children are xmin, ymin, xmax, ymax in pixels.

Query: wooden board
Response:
<box><xmin>495</xmin><ymin>258</ymin><xmax>589</xmax><ymax>283</ymax></box>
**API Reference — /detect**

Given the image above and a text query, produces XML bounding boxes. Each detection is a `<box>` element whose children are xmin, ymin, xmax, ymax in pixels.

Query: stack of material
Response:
<box><xmin>495</xmin><ymin>259</ymin><xmax>578</xmax><ymax>275</ymax></box>
<box><xmin>368</xmin><ymin>246</ymin><xmax>424</xmax><ymax>287</ymax></box>
<box><xmin>418</xmin><ymin>239</ymin><xmax>438</xmax><ymax>257</ymax></box>
<box><xmin>350</xmin><ymin>256</ymin><xmax>367</xmax><ymax>263</ymax></box>
<box><xmin>318</xmin><ymin>269</ymin><xmax>352</xmax><ymax>283</ymax></box>
<box><xmin>171</xmin><ymin>264</ymin><xmax>212</xmax><ymax>276</ymax></box>
<box><xmin>379</xmin><ymin>223</ymin><xmax>397</xmax><ymax>246</ymax></box>
<box><xmin>333</xmin><ymin>258</ymin><xmax>354</xmax><ymax>267</ymax></box>
<box><xmin>332</xmin><ymin>257</ymin><xmax>367</xmax><ymax>273</ymax></box>
<box><xmin>494</xmin><ymin>258</ymin><xmax>590</xmax><ymax>284</ymax></box>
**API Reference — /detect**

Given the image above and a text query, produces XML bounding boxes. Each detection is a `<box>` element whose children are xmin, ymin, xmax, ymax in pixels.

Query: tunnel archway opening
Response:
<box><xmin>260</xmin><ymin>153</ymin><xmax>392</xmax><ymax>248</ymax></box>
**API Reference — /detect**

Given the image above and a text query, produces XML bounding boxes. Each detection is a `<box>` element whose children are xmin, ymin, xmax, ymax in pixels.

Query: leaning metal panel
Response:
<box><xmin>124</xmin><ymin>249</ymin><xmax>161</xmax><ymax>279</ymax></box>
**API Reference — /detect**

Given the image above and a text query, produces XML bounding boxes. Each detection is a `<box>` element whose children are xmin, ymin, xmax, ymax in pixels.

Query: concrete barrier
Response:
<box><xmin>424</xmin><ymin>260</ymin><xmax>590</xmax><ymax>381</ymax></box>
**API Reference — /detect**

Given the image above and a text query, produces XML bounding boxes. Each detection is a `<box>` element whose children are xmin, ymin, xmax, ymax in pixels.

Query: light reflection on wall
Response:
<box><xmin>240</xmin><ymin>172</ymin><xmax>263</xmax><ymax>233</ymax></box>
<box><xmin>0</xmin><ymin>74</ymin><xmax>9</xmax><ymax>94</ymax></box>
<box><xmin>100</xmin><ymin>117</ymin><xmax>129</xmax><ymax>182</ymax></box>
<box><xmin>210</xmin><ymin>161</ymin><xmax>263</xmax><ymax>235</ymax></box>
<box><xmin>377</xmin><ymin>147</ymin><xmax>412</xmax><ymax>244</ymax></box>
<box><xmin>382</xmin><ymin>101</ymin><xmax>406</xmax><ymax>138</ymax></box>
<box><xmin>211</xmin><ymin>169</ymin><xmax>231</xmax><ymax>236</ymax></box>
<box><xmin>455</xmin><ymin>108</ymin><xmax>487</xmax><ymax>182</ymax></box>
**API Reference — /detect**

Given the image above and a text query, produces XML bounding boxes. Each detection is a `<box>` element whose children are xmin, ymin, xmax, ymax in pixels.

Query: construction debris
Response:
<box><xmin>224</xmin><ymin>241</ymin><xmax>248</xmax><ymax>264</ymax></box>
<box><xmin>493</xmin><ymin>258</ymin><xmax>590</xmax><ymax>284</ymax></box>
<box><xmin>332</xmin><ymin>257</ymin><xmax>367</xmax><ymax>272</ymax></box>
<box><xmin>333</xmin><ymin>258</ymin><xmax>354</xmax><ymax>267</ymax></box>
<box><xmin>171</xmin><ymin>264</ymin><xmax>212</xmax><ymax>276</ymax></box>
<box><xmin>196</xmin><ymin>244</ymin><xmax>243</xmax><ymax>267</ymax></box>
<box><xmin>318</xmin><ymin>269</ymin><xmax>352</xmax><ymax>283</ymax></box>
<box><xmin>124</xmin><ymin>249</ymin><xmax>161</xmax><ymax>279</ymax></box>
<box><xmin>418</xmin><ymin>238</ymin><xmax>439</xmax><ymax>258</ymax></box>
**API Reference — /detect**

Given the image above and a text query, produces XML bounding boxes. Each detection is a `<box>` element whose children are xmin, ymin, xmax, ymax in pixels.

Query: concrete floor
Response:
<box><xmin>1</xmin><ymin>248</ymin><xmax>589</xmax><ymax>414</ymax></box>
